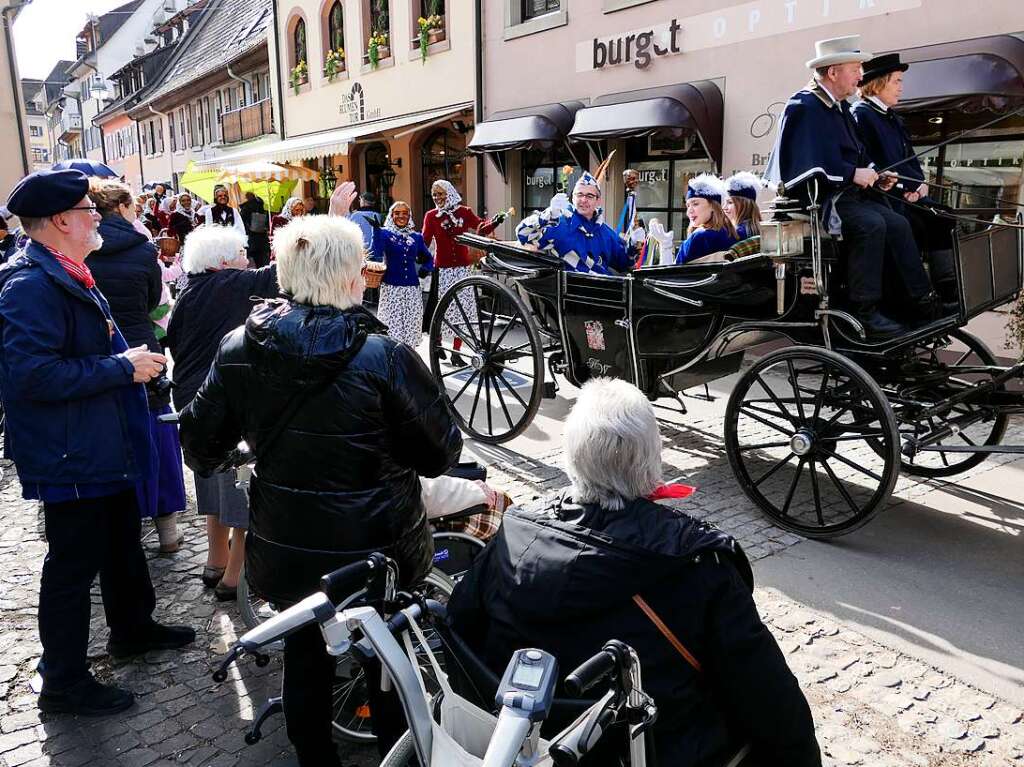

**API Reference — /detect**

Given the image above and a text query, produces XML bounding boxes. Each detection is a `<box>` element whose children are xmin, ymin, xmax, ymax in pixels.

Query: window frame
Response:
<box><xmin>503</xmin><ymin>0</ymin><xmax>566</xmax><ymax>41</ymax></box>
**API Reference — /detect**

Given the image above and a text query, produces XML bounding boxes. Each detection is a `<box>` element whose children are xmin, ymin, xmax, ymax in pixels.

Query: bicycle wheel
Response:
<box><xmin>332</xmin><ymin>568</ymin><xmax>455</xmax><ymax>744</ymax></box>
<box><xmin>238</xmin><ymin>564</ymin><xmax>277</xmax><ymax>631</ymax></box>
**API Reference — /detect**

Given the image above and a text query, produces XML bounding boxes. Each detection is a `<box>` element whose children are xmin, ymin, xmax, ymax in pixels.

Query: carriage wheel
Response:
<box><xmin>893</xmin><ymin>329</ymin><xmax>1008</xmax><ymax>478</ymax></box>
<box><xmin>429</xmin><ymin>275</ymin><xmax>544</xmax><ymax>444</ymax></box>
<box><xmin>724</xmin><ymin>347</ymin><xmax>900</xmax><ymax>538</ymax></box>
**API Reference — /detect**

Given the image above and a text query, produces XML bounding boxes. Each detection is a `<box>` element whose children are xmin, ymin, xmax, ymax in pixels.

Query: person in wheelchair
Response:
<box><xmin>724</xmin><ymin>171</ymin><xmax>765</xmax><ymax>240</ymax></box>
<box><xmin>179</xmin><ymin>185</ymin><xmax>463</xmax><ymax>766</ymax></box>
<box><xmin>448</xmin><ymin>379</ymin><xmax>821</xmax><ymax>767</ymax></box>
<box><xmin>851</xmin><ymin>53</ymin><xmax>958</xmax><ymax>304</ymax></box>
<box><xmin>516</xmin><ymin>171</ymin><xmax>645</xmax><ymax>275</ymax></box>
<box><xmin>765</xmin><ymin>35</ymin><xmax>946</xmax><ymax>337</ymax></box>
<box><xmin>675</xmin><ymin>174</ymin><xmax>740</xmax><ymax>264</ymax></box>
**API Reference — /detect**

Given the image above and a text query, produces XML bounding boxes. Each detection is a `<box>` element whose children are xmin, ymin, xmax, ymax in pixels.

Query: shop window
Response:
<box><xmin>361</xmin><ymin>0</ymin><xmax>392</xmax><ymax>66</ymax></box>
<box><xmin>521</xmin><ymin>148</ymin><xmax>583</xmax><ymax>216</ymax></box>
<box><xmin>625</xmin><ymin>136</ymin><xmax>714</xmax><ymax>244</ymax></box>
<box><xmin>504</xmin><ymin>0</ymin><xmax>566</xmax><ymax>41</ymax></box>
<box><xmin>421</xmin><ymin>128</ymin><xmax>466</xmax><ymax>213</ymax></box>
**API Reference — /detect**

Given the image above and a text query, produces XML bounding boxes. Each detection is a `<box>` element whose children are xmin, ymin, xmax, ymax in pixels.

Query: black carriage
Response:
<box><xmin>427</xmin><ymin>198</ymin><xmax>1024</xmax><ymax>539</ymax></box>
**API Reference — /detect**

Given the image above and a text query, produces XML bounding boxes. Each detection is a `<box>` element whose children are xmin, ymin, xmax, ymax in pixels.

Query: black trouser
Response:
<box><xmin>38</xmin><ymin>489</ymin><xmax>156</xmax><ymax>689</ymax></box>
<box><xmin>282</xmin><ymin>618</ymin><xmax>411</xmax><ymax>765</ymax></box>
<box><xmin>248</xmin><ymin>234</ymin><xmax>271</xmax><ymax>268</ymax></box>
<box><xmin>835</xmin><ymin>191</ymin><xmax>932</xmax><ymax>304</ymax></box>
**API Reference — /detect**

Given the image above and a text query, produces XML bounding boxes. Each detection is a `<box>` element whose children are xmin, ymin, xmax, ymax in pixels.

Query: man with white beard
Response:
<box><xmin>0</xmin><ymin>170</ymin><xmax>195</xmax><ymax>717</ymax></box>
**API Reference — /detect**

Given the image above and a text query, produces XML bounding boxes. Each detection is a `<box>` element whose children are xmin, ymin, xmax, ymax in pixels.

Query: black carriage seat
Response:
<box><xmin>635</xmin><ymin>253</ymin><xmax>777</xmax><ymax>309</ymax></box>
<box><xmin>436</xmin><ymin>623</ymin><xmax>628</xmax><ymax>761</ymax></box>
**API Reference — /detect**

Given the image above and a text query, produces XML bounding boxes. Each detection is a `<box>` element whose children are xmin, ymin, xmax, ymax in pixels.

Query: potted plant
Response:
<box><xmin>417</xmin><ymin>16</ymin><xmax>432</xmax><ymax>62</ymax></box>
<box><xmin>427</xmin><ymin>0</ymin><xmax>445</xmax><ymax>44</ymax></box>
<box><xmin>367</xmin><ymin>31</ymin><xmax>389</xmax><ymax>68</ymax></box>
<box><xmin>290</xmin><ymin>60</ymin><xmax>308</xmax><ymax>94</ymax></box>
<box><xmin>324</xmin><ymin>47</ymin><xmax>345</xmax><ymax>81</ymax></box>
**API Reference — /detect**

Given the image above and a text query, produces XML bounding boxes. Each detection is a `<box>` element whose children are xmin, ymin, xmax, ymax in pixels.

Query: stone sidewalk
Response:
<box><xmin>0</xmin><ymin>405</ymin><xmax>1022</xmax><ymax>766</ymax></box>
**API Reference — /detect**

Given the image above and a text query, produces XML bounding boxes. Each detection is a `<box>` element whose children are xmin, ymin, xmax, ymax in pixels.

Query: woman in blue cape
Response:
<box><xmin>676</xmin><ymin>174</ymin><xmax>738</xmax><ymax>264</ymax></box>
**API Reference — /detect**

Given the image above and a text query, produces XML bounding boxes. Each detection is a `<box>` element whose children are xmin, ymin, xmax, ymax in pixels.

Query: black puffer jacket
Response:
<box><xmin>448</xmin><ymin>496</ymin><xmax>821</xmax><ymax>767</ymax></box>
<box><xmin>89</xmin><ymin>214</ymin><xmax>162</xmax><ymax>353</ymax></box>
<box><xmin>179</xmin><ymin>299</ymin><xmax>463</xmax><ymax>605</ymax></box>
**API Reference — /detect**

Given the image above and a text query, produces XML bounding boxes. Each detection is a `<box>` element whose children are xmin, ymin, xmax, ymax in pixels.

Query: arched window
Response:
<box><xmin>293</xmin><ymin>18</ymin><xmax>307</xmax><ymax>66</ymax></box>
<box><xmin>328</xmin><ymin>1</ymin><xmax>344</xmax><ymax>51</ymax></box>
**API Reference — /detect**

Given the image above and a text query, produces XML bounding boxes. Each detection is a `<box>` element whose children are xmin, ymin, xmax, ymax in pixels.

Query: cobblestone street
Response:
<box><xmin>0</xmin><ymin>404</ymin><xmax>1022</xmax><ymax>766</ymax></box>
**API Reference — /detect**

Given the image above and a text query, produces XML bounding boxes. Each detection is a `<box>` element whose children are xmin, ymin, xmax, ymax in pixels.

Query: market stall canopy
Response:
<box><xmin>468</xmin><ymin>101</ymin><xmax>586</xmax><ymax>153</ymax></box>
<box><xmin>567</xmin><ymin>81</ymin><xmax>723</xmax><ymax>170</ymax></box>
<box><xmin>193</xmin><ymin>103</ymin><xmax>472</xmax><ymax>169</ymax></box>
<box><xmin>216</xmin><ymin>161</ymin><xmax>319</xmax><ymax>184</ymax></box>
<box><xmin>896</xmin><ymin>35</ymin><xmax>1024</xmax><ymax>113</ymax></box>
<box><xmin>178</xmin><ymin>161</ymin><xmax>300</xmax><ymax>213</ymax></box>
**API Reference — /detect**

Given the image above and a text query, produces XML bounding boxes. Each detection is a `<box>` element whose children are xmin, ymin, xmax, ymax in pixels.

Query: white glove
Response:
<box><xmin>648</xmin><ymin>219</ymin><xmax>676</xmax><ymax>266</ymax></box>
<box><xmin>545</xmin><ymin>193</ymin><xmax>572</xmax><ymax>220</ymax></box>
<box><xmin>629</xmin><ymin>226</ymin><xmax>647</xmax><ymax>245</ymax></box>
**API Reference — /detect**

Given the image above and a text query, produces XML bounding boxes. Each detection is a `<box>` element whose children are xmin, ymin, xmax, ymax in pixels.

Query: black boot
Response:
<box><xmin>855</xmin><ymin>304</ymin><xmax>906</xmax><ymax>338</ymax></box>
<box><xmin>449</xmin><ymin>352</ymin><xmax>467</xmax><ymax>367</ymax></box>
<box><xmin>107</xmin><ymin>622</ymin><xmax>196</xmax><ymax>659</ymax></box>
<box><xmin>911</xmin><ymin>291</ymin><xmax>947</xmax><ymax>326</ymax></box>
<box><xmin>39</xmin><ymin>675</ymin><xmax>135</xmax><ymax>716</ymax></box>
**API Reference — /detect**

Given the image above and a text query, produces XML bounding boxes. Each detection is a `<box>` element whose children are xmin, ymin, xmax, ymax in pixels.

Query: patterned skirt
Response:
<box><xmin>378</xmin><ymin>283</ymin><xmax>424</xmax><ymax>349</ymax></box>
<box><xmin>438</xmin><ymin>266</ymin><xmax>478</xmax><ymax>343</ymax></box>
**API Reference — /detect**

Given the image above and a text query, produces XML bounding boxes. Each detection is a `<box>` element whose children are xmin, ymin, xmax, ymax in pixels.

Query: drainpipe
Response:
<box><xmin>473</xmin><ymin>0</ymin><xmax>484</xmax><ymax>214</ymax></box>
<box><xmin>148</xmin><ymin>104</ymin><xmax>174</xmax><ymax>183</ymax></box>
<box><xmin>226</xmin><ymin>62</ymin><xmax>250</xmax><ymax>102</ymax></box>
<box><xmin>2</xmin><ymin>0</ymin><xmax>33</xmax><ymax>176</ymax></box>
<box><xmin>270</xmin><ymin>0</ymin><xmax>285</xmax><ymax>140</ymax></box>
<box><xmin>79</xmin><ymin>58</ymin><xmax>107</xmax><ymax>164</ymax></box>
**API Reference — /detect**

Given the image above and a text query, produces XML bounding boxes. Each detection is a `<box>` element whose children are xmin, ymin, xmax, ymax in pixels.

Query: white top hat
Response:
<box><xmin>806</xmin><ymin>35</ymin><xmax>873</xmax><ymax>69</ymax></box>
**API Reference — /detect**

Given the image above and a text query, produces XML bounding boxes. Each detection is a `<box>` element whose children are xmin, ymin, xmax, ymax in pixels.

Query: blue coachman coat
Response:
<box><xmin>0</xmin><ymin>241</ymin><xmax>156</xmax><ymax>486</ymax></box>
<box><xmin>851</xmin><ymin>98</ymin><xmax>925</xmax><ymax>187</ymax></box>
<box><xmin>517</xmin><ymin>209</ymin><xmax>633</xmax><ymax>275</ymax></box>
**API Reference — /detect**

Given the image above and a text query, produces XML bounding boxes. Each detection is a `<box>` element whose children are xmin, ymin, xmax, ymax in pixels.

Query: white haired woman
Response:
<box><xmin>164</xmin><ymin>227</ymin><xmax>278</xmax><ymax>601</ymax></box>
<box><xmin>178</xmin><ymin>184</ymin><xmax>462</xmax><ymax>766</ymax></box>
<box><xmin>449</xmin><ymin>378</ymin><xmax>821</xmax><ymax>767</ymax></box>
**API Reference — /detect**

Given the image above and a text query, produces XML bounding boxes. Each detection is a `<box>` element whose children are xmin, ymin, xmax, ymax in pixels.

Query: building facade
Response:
<box><xmin>199</xmin><ymin>0</ymin><xmax>478</xmax><ymax>221</ymax></box>
<box><xmin>21</xmin><ymin>80</ymin><xmax>50</xmax><ymax>171</ymax></box>
<box><xmin>1</xmin><ymin>3</ymin><xmax>30</xmax><ymax>200</ymax></box>
<box><xmin>474</xmin><ymin>0</ymin><xmax>1024</xmax><ymax>243</ymax></box>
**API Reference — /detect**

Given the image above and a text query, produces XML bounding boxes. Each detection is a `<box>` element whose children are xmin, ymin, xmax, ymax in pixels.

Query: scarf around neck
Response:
<box><xmin>384</xmin><ymin>202</ymin><xmax>417</xmax><ymax>240</ymax></box>
<box><xmin>432</xmin><ymin>180</ymin><xmax>464</xmax><ymax>228</ymax></box>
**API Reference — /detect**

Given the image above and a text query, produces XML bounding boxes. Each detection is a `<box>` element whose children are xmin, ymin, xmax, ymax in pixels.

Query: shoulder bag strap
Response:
<box><xmin>632</xmin><ymin>593</ymin><xmax>702</xmax><ymax>674</ymax></box>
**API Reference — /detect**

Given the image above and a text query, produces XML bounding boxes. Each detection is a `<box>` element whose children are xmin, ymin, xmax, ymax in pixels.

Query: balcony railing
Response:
<box><xmin>59</xmin><ymin>112</ymin><xmax>82</xmax><ymax>139</ymax></box>
<box><xmin>220</xmin><ymin>99</ymin><xmax>274</xmax><ymax>145</ymax></box>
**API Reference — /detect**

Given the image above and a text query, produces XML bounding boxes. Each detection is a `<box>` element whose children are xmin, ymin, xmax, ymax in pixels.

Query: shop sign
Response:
<box><xmin>339</xmin><ymin>83</ymin><xmax>382</xmax><ymax>125</ymax></box>
<box><xmin>576</xmin><ymin>0</ymin><xmax>922</xmax><ymax>73</ymax></box>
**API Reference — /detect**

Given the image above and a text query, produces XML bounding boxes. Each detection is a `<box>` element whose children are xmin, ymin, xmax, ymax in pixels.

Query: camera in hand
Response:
<box><xmin>148</xmin><ymin>374</ymin><xmax>175</xmax><ymax>397</ymax></box>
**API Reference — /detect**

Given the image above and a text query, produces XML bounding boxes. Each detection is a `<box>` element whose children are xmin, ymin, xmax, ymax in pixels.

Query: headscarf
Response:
<box><xmin>159</xmin><ymin>196</ymin><xmax>174</xmax><ymax>214</ymax></box>
<box><xmin>279</xmin><ymin>197</ymin><xmax>304</xmax><ymax>221</ymax></box>
<box><xmin>431</xmin><ymin>180</ymin><xmax>464</xmax><ymax>228</ymax></box>
<box><xmin>384</xmin><ymin>201</ymin><xmax>416</xmax><ymax>243</ymax></box>
<box><xmin>210</xmin><ymin>186</ymin><xmax>235</xmax><ymax>226</ymax></box>
<box><xmin>177</xmin><ymin>192</ymin><xmax>194</xmax><ymax>211</ymax></box>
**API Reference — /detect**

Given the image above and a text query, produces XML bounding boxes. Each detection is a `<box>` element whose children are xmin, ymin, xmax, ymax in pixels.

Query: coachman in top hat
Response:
<box><xmin>765</xmin><ymin>36</ymin><xmax>948</xmax><ymax>337</ymax></box>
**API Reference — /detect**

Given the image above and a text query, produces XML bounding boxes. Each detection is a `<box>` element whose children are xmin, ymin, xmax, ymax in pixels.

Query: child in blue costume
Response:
<box><xmin>371</xmin><ymin>201</ymin><xmax>433</xmax><ymax>348</ymax></box>
<box><xmin>676</xmin><ymin>174</ymin><xmax>739</xmax><ymax>264</ymax></box>
<box><xmin>724</xmin><ymin>171</ymin><xmax>764</xmax><ymax>241</ymax></box>
<box><xmin>516</xmin><ymin>171</ymin><xmax>644</xmax><ymax>275</ymax></box>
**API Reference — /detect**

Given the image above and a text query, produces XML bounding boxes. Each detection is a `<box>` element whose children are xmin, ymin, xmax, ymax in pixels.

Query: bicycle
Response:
<box><xmin>214</xmin><ymin>553</ymin><xmax>658</xmax><ymax>767</ymax></box>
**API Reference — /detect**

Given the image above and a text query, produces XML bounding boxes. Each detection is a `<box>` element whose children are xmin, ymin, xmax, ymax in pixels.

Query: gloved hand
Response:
<box><xmin>629</xmin><ymin>226</ymin><xmax>647</xmax><ymax>245</ymax></box>
<box><xmin>648</xmin><ymin>219</ymin><xmax>676</xmax><ymax>266</ymax></box>
<box><xmin>544</xmin><ymin>193</ymin><xmax>572</xmax><ymax>220</ymax></box>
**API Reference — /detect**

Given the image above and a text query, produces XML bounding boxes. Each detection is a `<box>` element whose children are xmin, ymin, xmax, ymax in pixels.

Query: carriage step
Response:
<box><xmin>542</xmin><ymin>382</ymin><xmax>558</xmax><ymax>399</ymax></box>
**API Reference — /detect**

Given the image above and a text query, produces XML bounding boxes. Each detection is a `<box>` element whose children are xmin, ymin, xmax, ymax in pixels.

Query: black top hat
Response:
<box><xmin>859</xmin><ymin>53</ymin><xmax>909</xmax><ymax>86</ymax></box>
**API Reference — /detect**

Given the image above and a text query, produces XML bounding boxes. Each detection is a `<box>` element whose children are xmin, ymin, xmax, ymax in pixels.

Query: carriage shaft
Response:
<box><xmin>914</xmin><ymin>360</ymin><xmax>1024</xmax><ymax>420</ymax></box>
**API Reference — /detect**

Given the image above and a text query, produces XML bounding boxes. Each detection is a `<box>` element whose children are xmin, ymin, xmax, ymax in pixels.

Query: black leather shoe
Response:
<box><xmin>449</xmin><ymin>352</ymin><xmax>467</xmax><ymax>367</ymax></box>
<box><xmin>107</xmin><ymin>622</ymin><xmax>196</xmax><ymax>659</ymax></box>
<box><xmin>855</xmin><ymin>306</ymin><xmax>906</xmax><ymax>338</ymax></box>
<box><xmin>39</xmin><ymin>675</ymin><xmax>135</xmax><ymax>716</ymax></box>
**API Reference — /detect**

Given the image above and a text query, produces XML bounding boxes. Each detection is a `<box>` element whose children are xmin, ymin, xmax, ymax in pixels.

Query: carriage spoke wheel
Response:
<box><xmin>890</xmin><ymin>329</ymin><xmax>1008</xmax><ymax>478</ymax></box>
<box><xmin>429</xmin><ymin>275</ymin><xmax>544</xmax><ymax>443</ymax></box>
<box><xmin>725</xmin><ymin>347</ymin><xmax>900</xmax><ymax>538</ymax></box>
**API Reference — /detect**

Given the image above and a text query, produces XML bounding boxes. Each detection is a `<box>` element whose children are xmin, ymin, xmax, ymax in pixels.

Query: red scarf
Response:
<box><xmin>43</xmin><ymin>245</ymin><xmax>96</xmax><ymax>290</ymax></box>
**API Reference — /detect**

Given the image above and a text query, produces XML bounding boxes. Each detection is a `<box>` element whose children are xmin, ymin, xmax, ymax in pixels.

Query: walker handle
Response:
<box><xmin>565</xmin><ymin>649</ymin><xmax>617</xmax><ymax>697</ymax></box>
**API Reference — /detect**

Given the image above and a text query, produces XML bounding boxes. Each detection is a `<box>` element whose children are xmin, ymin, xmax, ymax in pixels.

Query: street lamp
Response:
<box><xmin>320</xmin><ymin>164</ymin><xmax>337</xmax><ymax>195</ymax></box>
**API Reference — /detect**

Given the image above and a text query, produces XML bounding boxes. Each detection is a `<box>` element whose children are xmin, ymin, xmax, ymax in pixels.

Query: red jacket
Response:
<box><xmin>422</xmin><ymin>206</ymin><xmax>499</xmax><ymax>268</ymax></box>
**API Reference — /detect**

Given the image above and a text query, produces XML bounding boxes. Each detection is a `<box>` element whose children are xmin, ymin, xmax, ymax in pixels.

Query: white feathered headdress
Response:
<box><xmin>686</xmin><ymin>173</ymin><xmax>727</xmax><ymax>204</ymax></box>
<box><xmin>725</xmin><ymin>171</ymin><xmax>764</xmax><ymax>201</ymax></box>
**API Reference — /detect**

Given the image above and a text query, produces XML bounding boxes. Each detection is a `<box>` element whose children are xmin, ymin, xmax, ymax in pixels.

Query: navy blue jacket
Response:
<box><xmin>851</xmin><ymin>98</ymin><xmax>925</xmax><ymax>184</ymax></box>
<box><xmin>371</xmin><ymin>228</ymin><xmax>433</xmax><ymax>287</ymax></box>
<box><xmin>0</xmin><ymin>241</ymin><xmax>156</xmax><ymax>485</ymax></box>
<box><xmin>765</xmin><ymin>83</ymin><xmax>872</xmax><ymax>203</ymax></box>
<box><xmin>676</xmin><ymin>227</ymin><xmax>738</xmax><ymax>264</ymax></box>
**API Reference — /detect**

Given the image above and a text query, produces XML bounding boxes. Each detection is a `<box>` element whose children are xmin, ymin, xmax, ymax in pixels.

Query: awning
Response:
<box><xmin>468</xmin><ymin>101</ymin><xmax>585</xmax><ymax>153</ymax></box>
<box><xmin>567</xmin><ymin>81</ymin><xmax>723</xmax><ymax>169</ymax></box>
<box><xmin>895</xmin><ymin>35</ymin><xmax>1024</xmax><ymax>113</ymax></box>
<box><xmin>194</xmin><ymin>103</ymin><xmax>472</xmax><ymax>169</ymax></box>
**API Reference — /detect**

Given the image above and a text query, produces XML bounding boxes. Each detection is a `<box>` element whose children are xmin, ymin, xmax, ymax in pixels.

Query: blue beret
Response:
<box><xmin>6</xmin><ymin>169</ymin><xmax>90</xmax><ymax>218</ymax></box>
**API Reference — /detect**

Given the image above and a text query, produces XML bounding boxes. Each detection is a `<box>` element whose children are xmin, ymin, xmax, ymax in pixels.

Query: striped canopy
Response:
<box><xmin>216</xmin><ymin>161</ymin><xmax>319</xmax><ymax>184</ymax></box>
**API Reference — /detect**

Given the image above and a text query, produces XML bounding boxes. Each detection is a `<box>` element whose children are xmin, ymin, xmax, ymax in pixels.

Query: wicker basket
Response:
<box><xmin>362</xmin><ymin>263</ymin><xmax>385</xmax><ymax>289</ymax></box>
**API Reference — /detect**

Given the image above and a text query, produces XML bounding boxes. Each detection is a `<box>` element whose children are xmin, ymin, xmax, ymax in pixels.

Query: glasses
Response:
<box><xmin>68</xmin><ymin>205</ymin><xmax>99</xmax><ymax>213</ymax></box>
<box><xmin>574</xmin><ymin>192</ymin><xmax>599</xmax><ymax>201</ymax></box>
